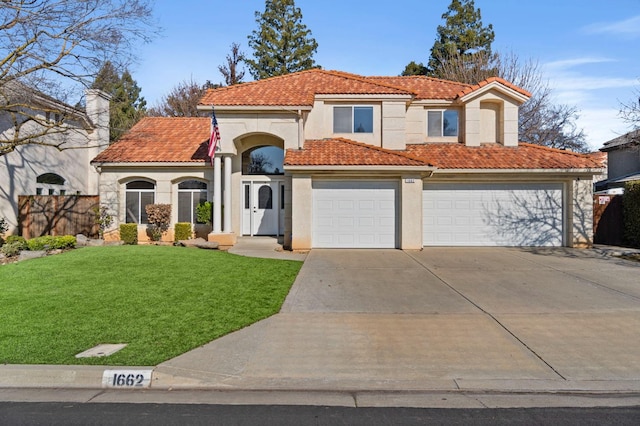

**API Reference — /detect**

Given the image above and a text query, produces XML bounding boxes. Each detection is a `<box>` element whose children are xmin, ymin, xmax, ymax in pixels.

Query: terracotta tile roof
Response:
<box><xmin>199</xmin><ymin>69</ymin><xmax>415</xmax><ymax>107</ymax></box>
<box><xmin>406</xmin><ymin>143</ymin><xmax>602</xmax><ymax>170</ymax></box>
<box><xmin>285</xmin><ymin>138</ymin><xmax>431</xmax><ymax>167</ymax></box>
<box><xmin>457</xmin><ymin>76</ymin><xmax>532</xmax><ymax>99</ymax></box>
<box><xmin>91</xmin><ymin>117</ymin><xmax>210</xmax><ymax>163</ymax></box>
<box><xmin>367</xmin><ymin>76</ymin><xmax>472</xmax><ymax>100</ymax></box>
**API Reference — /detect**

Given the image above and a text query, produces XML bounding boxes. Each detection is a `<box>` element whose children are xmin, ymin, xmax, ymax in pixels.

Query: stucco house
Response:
<box><xmin>92</xmin><ymin>69</ymin><xmax>601</xmax><ymax>249</ymax></box>
<box><xmin>595</xmin><ymin>130</ymin><xmax>640</xmax><ymax>194</ymax></box>
<box><xmin>0</xmin><ymin>86</ymin><xmax>111</xmax><ymax>235</ymax></box>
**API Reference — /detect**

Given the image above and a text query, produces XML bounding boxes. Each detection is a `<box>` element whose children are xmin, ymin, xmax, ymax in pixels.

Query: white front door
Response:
<box><xmin>242</xmin><ymin>181</ymin><xmax>282</xmax><ymax>236</ymax></box>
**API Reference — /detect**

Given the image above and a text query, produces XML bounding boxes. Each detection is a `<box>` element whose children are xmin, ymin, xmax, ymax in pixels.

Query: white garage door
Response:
<box><xmin>313</xmin><ymin>181</ymin><xmax>397</xmax><ymax>248</ymax></box>
<box><xmin>423</xmin><ymin>183</ymin><xmax>564</xmax><ymax>247</ymax></box>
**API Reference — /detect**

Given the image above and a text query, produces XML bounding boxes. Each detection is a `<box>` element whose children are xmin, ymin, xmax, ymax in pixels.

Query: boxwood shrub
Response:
<box><xmin>26</xmin><ymin>235</ymin><xmax>76</xmax><ymax>251</ymax></box>
<box><xmin>174</xmin><ymin>222</ymin><xmax>192</xmax><ymax>242</ymax></box>
<box><xmin>5</xmin><ymin>235</ymin><xmax>27</xmax><ymax>250</ymax></box>
<box><xmin>120</xmin><ymin>223</ymin><xmax>138</xmax><ymax>245</ymax></box>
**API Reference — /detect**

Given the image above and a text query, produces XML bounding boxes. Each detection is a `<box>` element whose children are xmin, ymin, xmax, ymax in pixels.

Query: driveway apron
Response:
<box><xmin>154</xmin><ymin>248</ymin><xmax>640</xmax><ymax>391</ymax></box>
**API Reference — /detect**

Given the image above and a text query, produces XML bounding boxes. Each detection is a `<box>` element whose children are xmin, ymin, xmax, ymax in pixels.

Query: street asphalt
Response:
<box><xmin>2</xmin><ymin>239</ymin><xmax>640</xmax><ymax>408</ymax></box>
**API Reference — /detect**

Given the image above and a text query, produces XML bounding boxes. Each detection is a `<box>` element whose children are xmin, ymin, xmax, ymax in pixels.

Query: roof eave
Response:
<box><xmin>197</xmin><ymin>105</ymin><xmax>312</xmax><ymax>112</ymax></box>
<box><xmin>284</xmin><ymin>165</ymin><xmax>435</xmax><ymax>173</ymax></box>
<box><xmin>459</xmin><ymin>82</ymin><xmax>531</xmax><ymax>104</ymax></box>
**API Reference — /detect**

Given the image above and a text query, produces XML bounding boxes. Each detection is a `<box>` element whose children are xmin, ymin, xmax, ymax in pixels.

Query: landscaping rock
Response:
<box><xmin>178</xmin><ymin>238</ymin><xmax>219</xmax><ymax>250</ymax></box>
<box><xmin>76</xmin><ymin>234</ymin><xmax>88</xmax><ymax>246</ymax></box>
<box><xmin>18</xmin><ymin>250</ymin><xmax>47</xmax><ymax>261</ymax></box>
<box><xmin>86</xmin><ymin>238</ymin><xmax>105</xmax><ymax>247</ymax></box>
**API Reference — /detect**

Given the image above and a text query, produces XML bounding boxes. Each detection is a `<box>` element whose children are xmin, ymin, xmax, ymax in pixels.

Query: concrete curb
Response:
<box><xmin>2</xmin><ymin>365</ymin><xmax>640</xmax><ymax>408</ymax></box>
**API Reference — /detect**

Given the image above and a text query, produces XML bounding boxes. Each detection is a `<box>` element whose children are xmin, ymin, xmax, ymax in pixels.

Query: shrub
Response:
<box><xmin>174</xmin><ymin>222</ymin><xmax>192</xmax><ymax>242</ymax></box>
<box><xmin>145</xmin><ymin>204</ymin><xmax>172</xmax><ymax>241</ymax></box>
<box><xmin>26</xmin><ymin>235</ymin><xmax>75</xmax><ymax>251</ymax></box>
<box><xmin>1</xmin><ymin>242</ymin><xmax>22</xmax><ymax>257</ymax></box>
<box><xmin>623</xmin><ymin>181</ymin><xmax>640</xmax><ymax>247</ymax></box>
<box><xmin>93</xmin><ymin>206</ymin><xmax>113</xmax><ymax>238</ymax></box>
<box><xmin>120</xmin><ymin>223</ymin><xmax>138</xmax><ymax>245</ymax></box>
<box><xmin>53</xmin><ymin>235</ymin><xmax>77</xmax><ymax>249</ymax></box>
<box><xmin>0</xmin><ymin>217</ymin><xmax>8</xmax><ymax>235</ymax></box>
<box><xmin>196</xmin><ymin>201</ymin><xmax>213</xmax><ymax>225</ymax></box>
<box><xmin>5</xmin><ymin>235</ymin><xmax>28</xmax><ymax>251</ymax></box>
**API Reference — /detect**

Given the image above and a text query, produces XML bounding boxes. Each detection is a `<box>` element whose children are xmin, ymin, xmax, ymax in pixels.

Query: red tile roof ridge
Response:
<box><xmin>518</xmin><ymin>142</ymin><xmax>600</xmax><ymax>162</ymax></box>
<box><xmin>367</xmin><ymin>74</ymin><xmax>474</xmax><ymax>89</ymax></box>
<box><xmin>199</xmin><ymin>69</ymin><xmax>415</xmax><ymax>106</ymax></box>
<box><xmin>311</xmin><ymin>137</ymin><xmax>433</xmax><ymax>166</ymax></box>
<box><xmin>457</xmin><ymin>76</ymin><xmax>532</xmax><ymax>98</ymax></box>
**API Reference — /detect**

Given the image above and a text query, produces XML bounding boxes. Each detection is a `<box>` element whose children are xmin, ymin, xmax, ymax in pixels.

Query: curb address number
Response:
<box><xmin>102</xmin><ymin>369</ymin><xmax>152</xmax><ymax>388</ymax></box>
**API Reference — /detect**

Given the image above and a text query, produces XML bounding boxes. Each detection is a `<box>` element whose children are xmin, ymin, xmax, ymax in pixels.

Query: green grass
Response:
<box><xmin>0</xmin><ymin>245</ymin><xmax>302</xmax><ymax>366</ymax></box>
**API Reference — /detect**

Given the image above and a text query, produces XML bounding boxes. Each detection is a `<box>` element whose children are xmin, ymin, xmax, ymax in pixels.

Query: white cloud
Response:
<box><xmin>578</xmin><ymin>108</ymin><xmax>630</xmax><ymax>150</ymax></box>
<box><xmin>584</xmin><ymin>15</ymin><xmax>640</xmax><ymax>38</ymax></box>
<box><xmin>544</xmin><ymin>57</ymin><xmax>613</xmax><ymax>71</ymax></box>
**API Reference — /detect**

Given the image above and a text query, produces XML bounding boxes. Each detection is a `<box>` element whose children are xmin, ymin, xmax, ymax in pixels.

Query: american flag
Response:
<box><xmin>208</xmin><ymin>108</ymin><xmax>220</xmax><ymax>165</ymax></box>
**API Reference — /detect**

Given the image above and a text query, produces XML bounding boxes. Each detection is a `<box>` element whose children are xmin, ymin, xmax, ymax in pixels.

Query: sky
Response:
<box><xmin>131</xmin><ymin>0</ymin><xmax>640</xmax><ymax>151</ymax></box>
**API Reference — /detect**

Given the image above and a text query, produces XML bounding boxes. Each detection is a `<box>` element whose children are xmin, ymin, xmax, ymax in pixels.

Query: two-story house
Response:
<box><xmin>1</xmin><ymin>86</ymin><xmax>111</xmax><ymax>235</ymax></box>
<box><xmin>92</xmin><ymin>70</ymin><xmax>601</xmax><ymax>249</ymax></box>
<box><xmin>595</xmin><ymin>130</ymin><xmax>640</xmax><ymax>194</ymax></box>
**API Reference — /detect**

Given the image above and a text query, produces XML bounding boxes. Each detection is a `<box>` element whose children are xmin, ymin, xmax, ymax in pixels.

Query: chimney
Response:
<box><xmin>85</xmin><ymin>89</ymin><xmax>111</xmax><ymax>195</ymax></box>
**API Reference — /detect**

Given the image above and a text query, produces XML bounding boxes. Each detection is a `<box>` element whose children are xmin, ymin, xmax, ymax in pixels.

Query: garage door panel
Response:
<box><xmin>424</xmin><ymin>183</ymin><xmax>563</xmax><ymax>247</ymax></box>
<box><xmin>313</xmin><ymin>181</ymin><xmax>397</xmax><ymax>248</ymax></box>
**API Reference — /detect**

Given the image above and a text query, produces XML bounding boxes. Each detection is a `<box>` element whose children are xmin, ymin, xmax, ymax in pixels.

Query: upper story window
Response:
<box><xmin>427</xmin><ymin>110</ymin><xmax>458</xmax><ymax>137</ymax></box>
<box><xmin>36</xmin><ymin>173</ymin><xmax>65</xmax><ymax>195</ymax></box>
<box><xmin>125</xmin><ymin>180</ymin><xmax>155</xmax><ymax>224</ymax></box>
<box><xmin>333</xmin><ymin>106</ymin><xmax>373</xmax><ymax>133</ymax></box>
<box><xmin>242</xmin><ymin>146</ymin><xmax>284</xmax><ymax>175</ymax></box>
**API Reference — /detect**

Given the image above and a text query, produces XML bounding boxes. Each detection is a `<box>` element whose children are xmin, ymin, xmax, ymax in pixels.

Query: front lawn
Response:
<box><xmin>0</xmin><ymin>245</ymin><xmax>302</xmax><ymax>366</ymax></box>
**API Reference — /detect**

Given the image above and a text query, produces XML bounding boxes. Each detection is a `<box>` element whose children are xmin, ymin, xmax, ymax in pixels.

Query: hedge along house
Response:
<box><xmin>91</xmin><ymin>69</ymin><xmax>602</xmax><ymax>248</ymax></box>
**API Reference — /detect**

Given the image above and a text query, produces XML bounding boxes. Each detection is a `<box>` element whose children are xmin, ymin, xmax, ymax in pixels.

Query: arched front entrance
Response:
<box><xmin>240</xmin><ymin>144</ymin><xmax>285</xmax><ymax>236</ymax></box>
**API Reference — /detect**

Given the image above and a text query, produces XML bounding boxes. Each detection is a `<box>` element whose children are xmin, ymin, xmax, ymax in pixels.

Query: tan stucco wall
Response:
<box><xmin>570</xmin><ymin>177</ymin><xmax>594</xmax><ymax>247</ymax></box>
<box><xmin>400</xmin><ymin>175</ymin><xmax>423</xmax><ymax>249</ymax></box>
<box><xmin>290</xmin><ymin>174</ymin><xmax>312</xmax><ymax>250</ymax></box>
<box><xmin>463</xmin><ymin>89</ymin><xmax>520</xmax><ymax>147</ymax></box>
<box><xmin>304</xmin><ymin>100</ymin><xmax>382</xmax><ymax>146</ymax></box>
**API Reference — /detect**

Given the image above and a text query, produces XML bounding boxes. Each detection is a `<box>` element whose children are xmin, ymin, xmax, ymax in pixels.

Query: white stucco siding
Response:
<box><xmin>218</xmin><ymin>113</ymin><xmax>299</xmax><ymax>153</ymax></box>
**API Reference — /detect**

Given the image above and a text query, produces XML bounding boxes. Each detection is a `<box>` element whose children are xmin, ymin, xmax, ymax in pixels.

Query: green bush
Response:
<box><xmin>196</xmin><ymin>201</ymin><xmax>213</xmax><ymax>225</ymax></box>
<box><xmin>623</xmin><ymin>181</ymin><xmax>640</xmax><ymax>247</ymax></box>
<box><xmin>26</xmin><ymin>235</ymin><xmax>76</xmax><ymax>251</ymax></box>
<box><xmin>5</xmin><ymin>235</ymin><xmax>27</xmax><ymax>250</ymax></box>
<box><xmin>120</xmin><ymin>223</ymin><xmax>138</xmax><ymax>245</ymax></box>
<box><xmin>174</xmin><ymin>222</ymin><xmax>192</xmax><ymax>242</ymax></box>
<box><xmin>1</xmin><ymin>242</ymin><xmax>22</xmax><ymax>257</ymax></box>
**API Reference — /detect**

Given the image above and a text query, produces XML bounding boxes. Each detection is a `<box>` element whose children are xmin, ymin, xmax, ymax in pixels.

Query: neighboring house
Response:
<box><xmin>0</xmin><ymin>86</ymin><xmax>111</xmax><ymax>235</ymax></box>
<box><xmin>595</xmin><ymin>130</ymin><xmax>640</xmax><ymax>194</ymax></box>
<box><xmin>92</xmin><ymin>69</ymin><xmax>601</xmax><ymax>249</ymax></box>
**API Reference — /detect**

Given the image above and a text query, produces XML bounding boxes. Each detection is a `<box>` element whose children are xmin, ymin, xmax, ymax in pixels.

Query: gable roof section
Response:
<box><xmin>457</xmin><ymin>76</ymin><xmax>532</xmax><ymax>100</ymax></box>
<box><xmin>285</xmin><ymin>138</ymin><xmax>431</xmax><ymax>167</ymax></box>
<box><xmin>406</xmin><ymin>143</ymin><xmax>602</xmax><ymax>170</ymax></box>
<box><xmin>91</xmin><ymin>117</ymin><xmax>210</xmax><ymax>163</ymax></box>
<box><xmin>199</xmin><ymin>69</ymin><xmax>415</xmax><ymax>107</ymax></box>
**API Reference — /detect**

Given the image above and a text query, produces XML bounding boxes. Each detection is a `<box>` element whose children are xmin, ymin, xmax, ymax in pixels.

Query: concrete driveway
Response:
<box><xmin>155</xmin><ymin>248</ymin><xmax>640</xmax><ymax>393</ymax></box>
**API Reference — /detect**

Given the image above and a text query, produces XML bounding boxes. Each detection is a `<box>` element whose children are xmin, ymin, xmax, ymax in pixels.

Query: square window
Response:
<box><xmin>428</xmin><ymin>110</ymin><xmax>458</xmax><ymax>137</ymax></box>
<box><xmin>333</xmin><ymin>106</ymin><xmax>373</xmax><ymax>133</ymax></box>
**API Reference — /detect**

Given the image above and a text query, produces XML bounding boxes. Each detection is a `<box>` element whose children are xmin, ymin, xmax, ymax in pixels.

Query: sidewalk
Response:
<box><xmin>2</xmin><ymin>244</ymin><xmax>640</xmax><ymax>408</ymax></box>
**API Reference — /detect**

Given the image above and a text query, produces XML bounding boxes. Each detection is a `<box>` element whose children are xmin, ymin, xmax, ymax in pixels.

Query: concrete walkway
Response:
<box><xmin>154</xmin><ymin>247</ymin><xmax>640</xmax><ymax>398</ymax></box>
<box><xmin>227</xmin><ymin>236</ymin><xmax>307</xmax><ymax>261</ymax></box>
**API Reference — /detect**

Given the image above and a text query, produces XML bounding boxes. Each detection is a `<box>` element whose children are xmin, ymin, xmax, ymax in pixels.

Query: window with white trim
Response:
<box><xmin>35</xmin><ymin>173</ymin><xmax>66</xmax><ymax>195</ymax></box>
<box><xmin>427</xmin><ymin>110</ymin><xmax>459</xmax><ymax>137</ymax></box>
<box><xmin>178</xmin><ymin>180</ymin><xmax>207</xmax><ymax>223</ymax></box>
<box><xmin>125</xmin><ymin>180</ymin><xmax>155</xmax><ymax>224</ymax></box>
<box><xmin>333</xmin><ymin>106</ymin><xmax>373</xmax><ymax>133</ymax></box>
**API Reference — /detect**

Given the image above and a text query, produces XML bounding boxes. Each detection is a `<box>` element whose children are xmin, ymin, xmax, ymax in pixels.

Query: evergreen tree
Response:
<box><xmin>426</xmin><ymin>0</ymin><xmax>495</xmax><ymax>79</ymax></box>
<box><xmin>92</xmin><ymin>62</ymin><xmax>146</xmax><ymax>142</ymax></box>
<box><xmin>401</xmin><ymin>61</ymin><xmax>428</xmax><ymax>76</ymax></box>
<box><xmin>246</xmin><ymin>0</ymin><xmax>319</xmax><ymax>80</ymax></box>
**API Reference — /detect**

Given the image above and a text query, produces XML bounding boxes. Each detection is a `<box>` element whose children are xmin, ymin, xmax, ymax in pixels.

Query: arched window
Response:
<box><xmin>178</xmin><ymin>180</ymin><xmax>208</xmax><ymax>223</ymax></box>
<box><xmin>242</xmin><ymin>146</ymin><xmax>284</xmax><ymax>175</ymax></box>
<box><xmin>125</xmin><ymin>180</ymin><xmax>155</xmax><ymax>224</ymax></box>
<box><xmin>36</xmin><ymin>173</ymin><xmax>66</xmax><ymax>195</ymax></box>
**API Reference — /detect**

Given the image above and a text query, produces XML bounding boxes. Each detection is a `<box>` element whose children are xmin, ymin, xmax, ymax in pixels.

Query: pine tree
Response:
<box><xmin>426</xmin><ymin>0</ymin><xmax>495</xmax><ymax>79</ymax></box>
<box><xmin>401</xmin><ymin>61</ymin><xmax>428</xmax><ymax>76</ymax></box>
<box><xmin>92</xmin><ymin>62</ymin><xmax>146</xmax><ymax>142</ymax></box>
<box><xmin>246</xmin><ymin>0</ymin><xmax>319</xmax><ymax>80</ymax></box>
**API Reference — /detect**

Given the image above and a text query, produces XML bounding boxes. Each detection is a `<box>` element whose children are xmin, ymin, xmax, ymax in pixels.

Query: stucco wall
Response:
<box><xmin>608</xmin><ymin>147</ymin><xmax>640</xmax><ymax>180</ymax></box>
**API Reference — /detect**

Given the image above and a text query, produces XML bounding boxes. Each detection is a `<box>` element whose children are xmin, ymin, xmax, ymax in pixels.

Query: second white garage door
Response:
<box><xmin>313</xmin><ymin>181</ymin><xmax>397</xmax><ymax>248</ymax></box>
<box><xmin>423</xmin><ymin>182</ymin><xmax>564</xmax><ymax>246</ymax></box>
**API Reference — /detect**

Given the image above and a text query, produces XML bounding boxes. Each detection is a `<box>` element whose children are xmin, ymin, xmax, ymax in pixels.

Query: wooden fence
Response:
<box><xmin>18</xmin><ymin>195</ymin><xmax>100</xmax><ymax>239</ymax></box>
<box><xmin>593</xmin><ymin>194</ymin><xmax>624</xmax><ymax>246</ymax></box>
